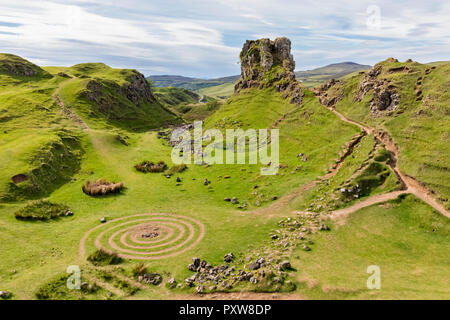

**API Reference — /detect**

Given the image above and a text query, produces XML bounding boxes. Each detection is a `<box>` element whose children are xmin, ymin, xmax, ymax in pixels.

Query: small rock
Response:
<box><xmin>249</xmin><ymin>262</ymin><xmax>260</xmax><ymax>270</ymax></box>
<box><xmin>196</xmin><ymin>285</ymin><xmax>204</xmax><ymax>294</ymax></box>
<box><xmin>107</xmin><ymin>292</ymin><xmax>113</xmax><ymax>297</ymax></box>
<box><xmin>279</xmin><ymin>260</ymin><xmax>291</xmax><ymax>270</ymax></box>
<box><xmin>231</xmin><ymin>197</ymin><xmax>238</xmax><ymax>204</ymax></box>
<box><xmin>224</xmin><ymin>252</ymin><xmax>234</xmax><ymax>263</ymax></box>
<box><xmin>0</xmin><ymin>291</ymin><xmax>11</xmax><ymax>299</ymax></box>
<box><xmin>303</xmin><ymin>245</ymin><xmax>311</xmax><ymax>251</ymax></box>
<box><xmin>176</xmin><ymin>177</ymin><xmax>181</xmax><ymax>182</ymax></box>
<box><xmin>65</xmin><ymin>211</ymin><xmax>73</xmax><ymax>216</ymax></box>
<box><xmin>224</xmin><ymin>197</ymin><xmax>231</xmax><ymax>202</ymax></box>
<box><xmin>100</xmin><ymin>217</ymin><xmax>106</xmax><ymax>223</ymax></box>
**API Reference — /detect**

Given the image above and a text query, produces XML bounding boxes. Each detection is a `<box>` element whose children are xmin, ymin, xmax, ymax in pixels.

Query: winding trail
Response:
<box><xmin>53</xmin><ymin>76</ymin><xmax>90</xmax><ymax>130</ymax></box>
<box><xmin>325</xmin><ymin>105</ymin><xmax>449</xmax><ymax>218</ymax></box>
<box><xmin>252</xmin><ymin>96</ymin><xmax>449</xmax><ymax>220</ymax></box>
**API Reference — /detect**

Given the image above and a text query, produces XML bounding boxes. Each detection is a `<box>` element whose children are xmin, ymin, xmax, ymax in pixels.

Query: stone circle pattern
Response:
<box><xmin>80</xmin><ymin>213</ymin><xmax>205</xmax><ymax>260</ymax></box>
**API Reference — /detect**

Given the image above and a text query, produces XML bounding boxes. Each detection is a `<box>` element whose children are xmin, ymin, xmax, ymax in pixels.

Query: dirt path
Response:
<box><xmin>53</xmin><ymin>76</ymin><xmax>90</xmax><ymax>130</ymax></box>
<box><xmin>325</xmin><ymin>106</ymin><xmax>449</xmax><ymax>218</ymax></box>
<box><xmin>251</xmin><ymin>96</ymin><xmax>449</xmax><ymax>220</ymax></box>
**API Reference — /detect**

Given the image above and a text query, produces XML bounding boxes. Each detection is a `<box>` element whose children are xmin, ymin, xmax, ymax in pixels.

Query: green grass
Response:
<box><xmin>153</xmin><ymin>86</ymin><xmax>200</xmax><ymax>107</ymax></box>
<box><xmin>14</xmin><ymin>200</ymin><xmax>70</xmax><ymax>220</ymax></box>
<box><xmin>329</xmin><ymin>60</ymin><xmax>450</xmax><ymax>209</ymax></box>
<box><xmin>292</xmin><ymin>194</ymin><xmax>450</xmax><ymax>299</ymax></box>
<box><xmin>1</xmin><ymin>54</ymin><xmax>448</xmax><ymax>300</ymax></box>
<box><xmin>198</xmin><ymin>82</ymin><xmax>235</xmax><ymax>100</ymax></box>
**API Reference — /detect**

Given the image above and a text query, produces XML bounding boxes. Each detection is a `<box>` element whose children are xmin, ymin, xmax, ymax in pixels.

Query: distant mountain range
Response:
<box><xmin>148</xmin><ymin>62</ymin><xmax>371</xmax><ymax>90</ymax></box>
<box><xmin>148</xmin><ymin>75</ymin><xmax>240</xmax><ymax>91</ymax></box>
<box><xmin>294</xmin><ymin>62</ymin><xmax>371</xmax><ymax>86</ymax></box>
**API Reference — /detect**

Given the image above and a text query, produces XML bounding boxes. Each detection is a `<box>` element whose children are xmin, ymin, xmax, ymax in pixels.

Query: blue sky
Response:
<box><xmin>0</xmin><ymin>0</ymin><xmax>449</xmax><ymax>78</ymax></box>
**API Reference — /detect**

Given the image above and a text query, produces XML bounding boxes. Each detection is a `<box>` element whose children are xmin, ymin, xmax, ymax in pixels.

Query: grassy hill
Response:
<box><xmin>323</xmin><ymin>59</ymin><xmax>450</xmax><ymax>210</ymax></box>
<box><xmin>295</xmin><ymin>62</ymin><xmax>371</xmax><ymax>87</ymax></box>
<box><xmin>152</xmin><ymin>87</ymin><xmax>201</xmax><ymax>107</ymax></box>
<box><xmin>0</xmin><ymin>54</ymin><xmax>180</xmax><ymax>202</ymax></box>
<box><xmin>0</xmin><ymin>45</ymin><xmax>448</xmax><ymax>301</ymax></box>
<box><xmin>198</xmin><ymin>82</ymin><xmax>235</xmax><ymax>100</ymax></box>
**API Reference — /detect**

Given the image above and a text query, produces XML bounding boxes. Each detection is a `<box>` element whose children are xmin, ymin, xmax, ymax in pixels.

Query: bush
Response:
<box><xmin>131</xmin><ymin>263</ymin><xmax>148</xmax><ymax>277</ymax></box>
<box><xmin>82</xmin><ymin>179</ymin><xmax>124</xmax><ymax>196</ymax></box>
<box><xmin>167</xmin><ymin>164</ymin><xmax>187</xmax><ymax>175</ymax></box>
<box><xmin>87</xmin><ymin>249</ymin><xmax>123</xmax><ymax>266</ymax></box>
<box><xmin>135</xmin><ymin>160</ymin><xmax>167</xmax><ymax>173</ymax></box>
<box><xmin>35</xmin><ymin>274</ymin><xmax>99</xmax><ymax>300</ymax></box>
<box><xmin>15</xmin><ymin>200</ymin><xmax>71</xmax><ymax>220</ymax></box>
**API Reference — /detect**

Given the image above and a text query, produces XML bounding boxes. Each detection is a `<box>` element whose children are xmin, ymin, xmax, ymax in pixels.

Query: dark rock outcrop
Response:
<box><xmin>234</xmin><ymin>37</ymin><xmax>304</xmax><ymax>104</ymax></box>
<box><xmin>356</xmin><ymin>64</ymin><xmax>400</xmax><ymax>113</ymax></box>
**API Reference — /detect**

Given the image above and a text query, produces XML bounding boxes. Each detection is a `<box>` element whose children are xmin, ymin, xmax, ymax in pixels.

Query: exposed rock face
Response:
<box><xmin>314</xmin><ymin>78</ymin><xmax>342</xmax><ymax>108</ymax></box>
<box><xmin>234</xmin><ymin>37</ymin><xmax>304</xmax><ymax>104</ymax></box>
<box><xmin>83</xmin><ymin>70</ymin><xmax>157</xmax><ymax>108</ymax></box>
<box><xmin>122</xmin><ymin>72</ymin><xmax>157</xmax><ymax>105</ymax></box>
<box><xmin>356</xmin><ymin>64</ymin><xmax>400</xmax><ymax>114</ymax></box>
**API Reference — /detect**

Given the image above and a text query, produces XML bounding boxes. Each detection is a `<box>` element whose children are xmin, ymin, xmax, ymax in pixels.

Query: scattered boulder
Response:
<box><xmin>0</xmin><ymin>291</ymin><xmax>11</xmax><ymax>299</ymax></box>
<box><xmin>65</xmin><ymin>210</ymin><xmax>74</xmax><ymax>217</ymax></box>
<box><xmin>231</xmin><ymin>197</ymin><xmax>239</xmax><ymax>204</ymax></box>
<box><xmin>249</xmin><ymin>262</ymin><xmax>260</xmax><ymax>270</ymax></box>
<box><xmin>100</xmin><ymin>217</ymin><xmax>106</xmax><ymax>223</ymax></box>
<box><xmin>224</xmin><ymin>252</ymin><xmax>234</xmax><ymax>263</ymax></box>
<box><xmin>278</xmin><ymin>260</ymin><xmax>291</xmax><ymax>271</ymax></box>
<box><xmin>137</xmin><ymin>272</ymin><xmax>162</xmax><ymax>285</ymax></box>
<box><xmin>224</xmin><ymin>197</ymin><xmax>231</xmax><ymax>202</ymax></box>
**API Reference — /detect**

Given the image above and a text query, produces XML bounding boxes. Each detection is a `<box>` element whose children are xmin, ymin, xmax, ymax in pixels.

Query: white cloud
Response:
<box><xmin>0</xmin><ymin>0</ymin><xmax>449</xmax><ymax>77</ymax></box>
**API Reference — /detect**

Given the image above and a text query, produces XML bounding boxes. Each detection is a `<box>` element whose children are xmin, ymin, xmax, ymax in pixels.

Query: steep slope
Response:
<box><xmin>204</xmin><ymin>38</ymin><xmax>360</xmax><ymax>203</ymax></box>
<box><xmin>51</xmin><ymin>63</ymin><xmax>181</xmax><ymax>131</ymax></box>
<box><xmin>152</xmin><ymin>87</ymin><xmax>200</xmax><ymax>107</ymax></box>
<box><xmin>318</xmin><ymin>58</ymin><xmax>450</xmax><ymax>210</ymax></box>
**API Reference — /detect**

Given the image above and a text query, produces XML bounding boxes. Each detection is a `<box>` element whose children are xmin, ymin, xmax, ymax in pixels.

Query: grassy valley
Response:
<box><xmin>0</xmin><ymin>37</ymin><xmax>448</xmax><ymax>302</ymax></box>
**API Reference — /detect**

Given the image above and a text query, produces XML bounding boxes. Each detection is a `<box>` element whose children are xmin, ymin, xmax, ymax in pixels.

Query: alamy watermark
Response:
<box><xmin>170</xmin><ymin>121</ymin><xmax>280</xmax><ymax>175</ymax></box>
<box><xmin>366</xmin><ymin>5</ymin><xmax>381</xmax><ymax>31</ymax></box>
<box><xmin>366</xmin><ymin>265</ymin><xmax>381</xmax><ymax>289</ymax></box>
<box><xmin>67</xmin><ymin>265</ymin><xmax>81</xmax><ymax>290</ymax></box>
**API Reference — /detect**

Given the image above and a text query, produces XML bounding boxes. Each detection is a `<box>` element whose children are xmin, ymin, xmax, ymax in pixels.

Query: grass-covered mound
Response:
<box><xmin>82</xmin><ymin>179</ymin><xmax>124</xmax><ymax>196</ymax></box>
<box><xmin>0</xmin><ymin>53</ymin><xmax>50</xmax><ymax>78</ymax></box>
<box><xmin>167</xmin><ymin>164</ymin><xmax>187</xmax><ymax>175</ymax></box>
<box><xmin>14</xmin><ymin>200</ymin><xmax>72</xmax><ymax>221</ymax></box>
<box><xmin>54</xmin><ymin>63</ymin><xmax>181</xmax><ymax>131</ymax></box>
<box><xmin>35</xmin><ymin>273</ymin><xmax>101</xmax><ymax>300</ymax></box>
<box><xmin>87</xmin><ymin>249</ymin><xmax>123</xmax><ymax>266</ymax></box>
<box><xmin>4</xmin><ymin>131</ymin><xmax>84</xmax><ymax>201</ymax></box>
<box><xmin>135</xmin><ymin>160</ymin><xmax>167</xmax><ymax>173</ymax></box>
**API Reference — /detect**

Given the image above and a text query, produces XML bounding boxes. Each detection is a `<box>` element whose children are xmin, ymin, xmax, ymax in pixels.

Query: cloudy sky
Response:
<box><xmin>0</xmin><ymin>0</ymin><xmax>449</xmax><ymax>78</ymax></box>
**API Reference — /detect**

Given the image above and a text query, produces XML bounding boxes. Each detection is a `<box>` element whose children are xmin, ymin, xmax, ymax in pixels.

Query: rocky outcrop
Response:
<box><xmin>356</xmin><ymin>64</ymin><xmax>400</xmax><ymax>114</ymax></box>
<box><xmin>83</xmin><ymin>70</ymin><xmax>157</xmax><ymax>108</ymax></box>
<box><xmin>234</xmin><ymin>37</ymin><xmax>304</xmax><ymax>105</ymax></box>
<box><xmin>0</xmin><ymin>54</ymin><xmax>48</xmax><ymax>77</ymax></box>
